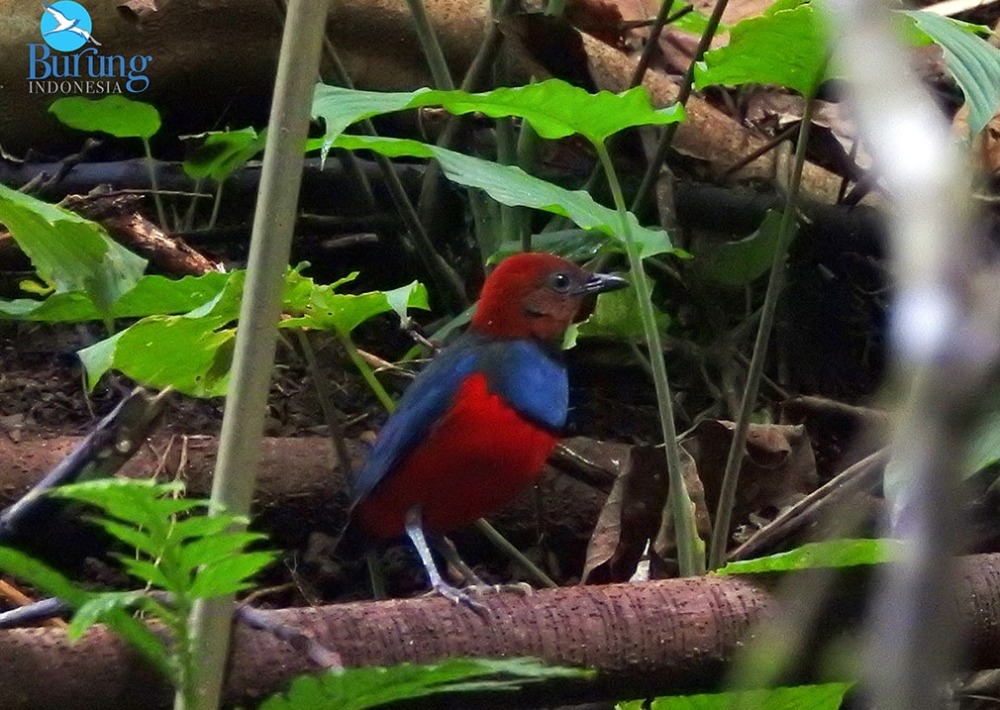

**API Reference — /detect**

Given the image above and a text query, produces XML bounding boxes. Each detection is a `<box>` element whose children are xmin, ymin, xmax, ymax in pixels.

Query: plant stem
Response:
<box><xmin>178</xmin><ymin>1</ymin><xmax>328</xmax><ymax>708</ymax></box>
<box><xmin>706</xmin><ymin>95</ymin><xmax>816</xmax><ymax>571</ymax></box>
<box><xmin>594</xmin><ymin>142</ymin><xmax>704</xmax><ymax>577</ymax></box>
<box><xmin>142</xmin><ymin>137</ymin><xmax>168</xmax><ymax>228</ymax></box>
<box><xmin>631</xmin><ymin>0</ymin><xmax>731</xmax><ymax>215</ymax></box>
<box><xmin>336</xmin><ymin>329</ymin><xmax>397</xmax><ymax>414</ymax></box>
<box><xmin>405</xmin><ymin>0</ymin><xmax>455</xmax><ymax>90</ymax></box>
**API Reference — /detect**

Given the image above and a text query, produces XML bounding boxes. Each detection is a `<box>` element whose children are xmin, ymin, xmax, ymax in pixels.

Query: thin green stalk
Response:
<box><xmin>595</xmin><ymin>142</ymin><xmax>704</xmax><ymax>577</ymax></box>
<box><xmin>473</xmin><ymin>519</ymin><xmax>558</xmax><ymax>588</ymax></box>
<box><xmin>295</xmin><ymin>330</ymin><xmax>354</xmax><ymax>478</ymax></box>
<box><xmin>304</xmin><ymin>1</ymin><xmax>468</xmax><ymax>312</ymax></box>
<box><xmin>706</xmin><ymin>95</ymin><xmax>816</xmax><ymax>571</ymax></box>
<box><xmin>631</xmin><ymin>0</ymin><xmax>731</xmax><ymax>215</ymax></box>
<box><xmin>629</xmin><ymin>0</ymin><xmax>676</xmax><ymax>87</ymax></box>
<box><xmin>405</xmin><ymin>0</ymin><xmax>455</xmax><ymax>90</ymax></box>
<box><xmin>142</xmin><ymin>137</ymin><xmax>168</xmax><ymax>228</ymax></box>
<box><xmin>207</xmin><ymin>182</ymin><xmax>223</xmax><ymax>231</ymax></box>
<box><xmin>336</xmin><ymin>329</ymin><xmax>397</xmax><ymax>414</ymax></box>
<box><xmin>179</xmin><ymin>1</ymin><xmax>328</xmax><ymax>708</ymax></box>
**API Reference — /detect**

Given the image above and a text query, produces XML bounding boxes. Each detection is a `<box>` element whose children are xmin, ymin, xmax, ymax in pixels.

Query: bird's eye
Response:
<box><xmin>548</xmin><ymin>272</ymin><xmax>572</xmax><ymax>293</ymax></box>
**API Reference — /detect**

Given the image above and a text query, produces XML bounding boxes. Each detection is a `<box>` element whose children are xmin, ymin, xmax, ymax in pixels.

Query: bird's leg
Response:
<box><xmin>435</xmin><ymin>535</ymin><xmax>532</xmax><ymax>597</ymax></box>
<box><xmin>403</xmin><ymin>506</ymin><xmax>488</xmax><ymax>615</ymax></box>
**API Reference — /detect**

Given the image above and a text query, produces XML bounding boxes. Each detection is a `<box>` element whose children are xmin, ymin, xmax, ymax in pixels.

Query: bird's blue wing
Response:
<box><xmin>349</xmin><ymin>336</ymin><xmax>479</xmax><ymax>504</ymax></box>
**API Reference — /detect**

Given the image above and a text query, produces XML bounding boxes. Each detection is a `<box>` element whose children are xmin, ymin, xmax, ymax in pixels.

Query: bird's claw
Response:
<box><xmin>465</xmin><ymin>581</ymin><xmax>533</xmax><ymax>597</ymax></box>
<box><xmin>427</xmin><ymin>581</ymin><xmax>490</xmax><ymax>616</ymax></box>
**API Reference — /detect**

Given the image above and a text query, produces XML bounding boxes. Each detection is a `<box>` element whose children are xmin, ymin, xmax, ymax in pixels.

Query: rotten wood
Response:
<box><xmin>65</xmin><ymin>192</ymin><xmax>221</xmax><ymax>276</ymax></box>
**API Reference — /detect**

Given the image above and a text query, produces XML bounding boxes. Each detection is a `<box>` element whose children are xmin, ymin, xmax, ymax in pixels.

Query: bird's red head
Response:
<box><xmin>470</xmin><ymin>253</ymin><xmax>628</xmax><ymax>342</ymax></box>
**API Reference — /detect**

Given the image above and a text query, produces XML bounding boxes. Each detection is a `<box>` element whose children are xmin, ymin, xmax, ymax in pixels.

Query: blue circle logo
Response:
<box><xmin>39</xmin><ymin>1</ymin><xmax>100</xmax><ymax>52</ymax></box>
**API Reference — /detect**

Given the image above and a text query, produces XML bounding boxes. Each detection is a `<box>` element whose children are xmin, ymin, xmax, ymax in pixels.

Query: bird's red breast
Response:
<box><xmin>357</xmin><ymin>372</ymin><xmax>558</xmax><ymax>537</ymax></box>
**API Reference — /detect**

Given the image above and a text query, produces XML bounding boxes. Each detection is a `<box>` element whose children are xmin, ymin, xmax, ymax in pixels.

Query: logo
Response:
<box><xmin>40</xmin><ymin>2</ymin><xmax>100</xmax><ymax>52</ymax></box>
<box><xmin>27</xmin><ymin>1</ymin><xmax>153</xmax><ymax>95</ymax></box>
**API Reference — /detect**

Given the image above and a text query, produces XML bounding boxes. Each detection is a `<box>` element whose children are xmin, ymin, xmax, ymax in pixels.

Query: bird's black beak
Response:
<box><xmin>576</xmin><ymin>271</ymin><xmax>629</xmax><ymax>295</ymax></box>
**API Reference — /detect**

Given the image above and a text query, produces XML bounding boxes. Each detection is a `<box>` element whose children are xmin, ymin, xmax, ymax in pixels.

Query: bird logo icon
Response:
<box><xmin>39</xmin><ymin>1</ymin><xmax>100</xmax><ymax>52</ymax></box>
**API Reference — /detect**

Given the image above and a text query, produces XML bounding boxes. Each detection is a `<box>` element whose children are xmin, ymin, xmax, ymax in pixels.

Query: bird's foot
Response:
<box><xmin>465</xmin><ymin>581</ymin><xmax>533</xmax><ymax>597</ymax></box>
<box><xmin>424</xmin><ymin>580</ymin><xmax>490</xmax><ymax>617</ymax></box>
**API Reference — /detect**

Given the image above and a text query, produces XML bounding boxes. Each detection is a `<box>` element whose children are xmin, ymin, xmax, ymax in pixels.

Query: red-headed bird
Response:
<box><xmin>349</xmin><ymin>252</ymin><xmax>627</xmax><ymax>606</ymax></box>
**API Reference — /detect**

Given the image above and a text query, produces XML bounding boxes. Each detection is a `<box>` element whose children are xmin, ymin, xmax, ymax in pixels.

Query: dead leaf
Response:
<box><xmin>683</xmin><ymin>419</ymin><xmax>818</xmax><ymax>547</ymax></box>
<box><xmin>581</xmin><ymin>442</ymin><xmax>710</xmax><ymax>582</ymax></box>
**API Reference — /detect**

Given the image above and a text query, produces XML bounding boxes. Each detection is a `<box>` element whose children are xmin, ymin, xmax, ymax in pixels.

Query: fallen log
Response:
<box><xmin>3</xmin><ymin>553</ymin><xmax>1000</xmax><ymax>709</ymax></box>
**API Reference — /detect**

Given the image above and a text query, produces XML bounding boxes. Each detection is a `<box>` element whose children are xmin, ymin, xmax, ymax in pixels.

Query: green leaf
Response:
<box><xmin>313</xmin><ymin>79</ymin><xmax>684</xmax><ymax>148</ymax></box>
<box><xmin>178</xmin><ymin>532</ymin><xmax>269</xmax><ymax>573</ymax></box>
<box><xmin>260</xmin><ymin>658</ymin><xmax>588</xmax><ymax>710</ymax></box>
<box><xmin>331</xmin><ymin>134</ymin><xmax>675</xmax><ymax>258</ymax></box>
<box><xmin>697</xmin><ymin>210</ymin><xmax>795</xmax><ymax>287</ymax></box>
<box><xmin>0</xmin><ymin>272</ymin><xmax>231</xmax><ymax>324</ymax></box>
<box><xmin>87</xmin><ymin>517</ymin><xmax>162</xmax><ymax>558</ymax></box>
<box><xmin>0</xmin><ymin>183</ymin><xmax>147</xmax><ymax>317</ymax></box>
<box><xmin>493</xmin><ymin>230</ymin><xmax>612</xmax><ymax>263</ymax></box>
<box><xmin>577</xmin><ymin>273</ymin><xmax>670</xmax><ymax>341</ymax></box>
<box><xmin>671</xmin><ymin>9</ymin><xmax>725</xmax><ymax>35</ymax></box>
<box><xmin>617</xmin><ymin>683</ymin><xmax>852</xmax><ymax>709</ymax></box>
<box><xmin>0</xmin><ymin>546</ymin><xmax>91</xmax><ymax>607</ymax></box>
<box><xmin>904</xmin><ymin>10</ymin><xmax>1000</xmax><ymax>134</ymax></box>
<box><xmin>79</xmin><ymin>314</ymin><xmax>237</xmax><ymax>396</ymax></box>
<box><xmin>695</xmin><ymin>4</ymin><xmax>828</xmax><ymax>96</ymax></box>
<box><xmin>182</xmin><ymin>127</ymin><xmax>268</xmax><ymax>182</ymax></box>
<box><xmin>282</xmin><ymin>273</ymin><xmax>431</xmax><ymax>334</ymax></box>
<box><xmin>188</xmin><ymin>551</ymin><xmax>277</xmax><ymax>598</ymax></box>
<box><xmin>717</xmin><ymin>539</ymin><xmax>904</xmax><ymax>575</ymax></box>
<box><xmin>170</xmin><ymin>513</ymin><xmax>246</xmax><ymax>541</ymax></box>
<box><xmin>52</xmin><ymin>479</ymin><xmax>194</xmax><ymax>526</ymax></box>
<box><xmin>49</xmin><ymin>95</ymin><xmax>161</xmax><ymax>139</ymax></box>
<box><xmin>965</xmin><ymin>408</ymin><xmax>1000</xmax><ymax>477</ymax></box>
<box><xmin>67</xmin><ymin>590</ymin><xmax>147</xmax><ymax>640</ymax></box>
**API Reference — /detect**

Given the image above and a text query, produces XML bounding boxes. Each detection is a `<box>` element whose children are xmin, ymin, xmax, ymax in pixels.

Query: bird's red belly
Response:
<box><xmin>357</xmin><ymin>373</ymin><xmax>559</xmax><ymax>538</ymax></box>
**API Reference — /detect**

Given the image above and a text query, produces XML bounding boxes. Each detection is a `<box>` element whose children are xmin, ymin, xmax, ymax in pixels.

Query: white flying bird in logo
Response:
<box><xmin>41</xmin><ymin>2</ymin><xmax>101</xmax><ymax>46</ymax></box>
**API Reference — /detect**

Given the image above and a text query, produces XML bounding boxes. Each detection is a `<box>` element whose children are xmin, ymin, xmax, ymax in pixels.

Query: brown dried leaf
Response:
<box><xmin>684</xmin><ymin>419</ymin><xmax>818</xmax><ymax>547</ymax></box>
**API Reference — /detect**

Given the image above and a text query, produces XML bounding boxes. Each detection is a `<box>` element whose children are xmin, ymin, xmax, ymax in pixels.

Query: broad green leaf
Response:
<box><xmin>0</xmin><ymin>183</ymin><xmax>147</xmax><ymax>316</ymax></box>
<box><xmin>49</xmin><ymin>95</ymin><xmax>161</xmax><ymax>139</ymax></box>
<box><xmin>697</xmin><ymin>210</ymin><xmax>795</xmax><ymax>286</ymax></box>
<box><xmin>695</xmin><ymin>4</ymin><xmax>828</xmax><ymax>97</ymax></box>
<box><xmin>717</xmin><ymin>539</ymin><xmax>904</xmax><ymax>575</ymax></box>
<box><xmin>281</xmin><ymin>272</ymin><xmax>430</xmax><ymax>334</ymax></box>
<box><xmin>188</xmin><ymin>551</ymin><xmax>278</xmax><ymax>598</ymax></box>
<box><xmin>384</xmin><ymin>281</ymin><xmax>430</xmax><ymax>321</ymax></box>
<box><xmin>617</xmin><ymin>682</ymin><xmax>852</xmax><ymax>709</ymax></box>
<box><xmin>577</xmin><ymin>273</ymin><xmax>670</xmax><ymax>341</ymax></box>
<box><xmin>260</xmin><ymin>658</ymin><xmax>588</xmax><ymax>710</ymax></box>
<box><xmin>80</xmin><ymin>314</ymin><xmax>236</xmax><ymax>396</ymax></box>
<box><xmin>0</xmin><ymin>272</ymin><xmax>231</xmax><ymax>323</ymax></box>
<box><xmin>493</xmin><ymin>230</ymin><xmax>612</xmax><ymax>263</ymax></box>
<box><xmin>331</xmin><ymin>134</ymin><xmax>675</xmax><ymax>258</ymax></box>
<box><xmin>182</xmin><ymin>127</ymin><xmax>267</xmax><ymax>182</ymax></box>
<box><xmin>904</xmin><ymin>10</ymin><xmax>1000</xmax><ymax>135</ymax></box>
<box><xmin>313</xmin><ymin>79</ymin><xmax>684</xmax><ymax>147</ymax></box>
